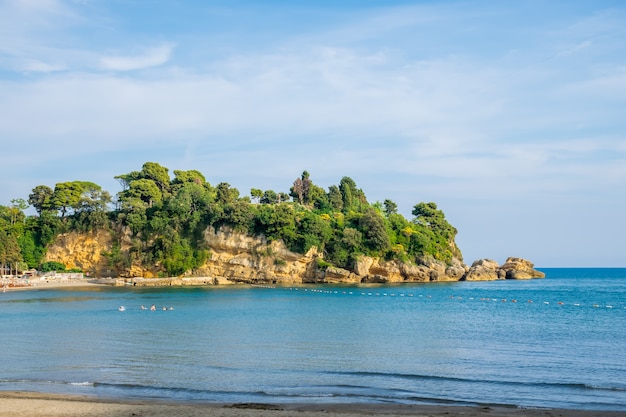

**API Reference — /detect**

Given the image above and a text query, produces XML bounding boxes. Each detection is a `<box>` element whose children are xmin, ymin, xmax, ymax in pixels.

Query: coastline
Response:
<box><xmin>1</xmin><ymin>279</ymin><xmax>109</xmax><ymax>292</ymax></box>
<box><xmin>1</xmin><ymin>392</ymin><xmax>625</xmax><ymax>417</ymax></box>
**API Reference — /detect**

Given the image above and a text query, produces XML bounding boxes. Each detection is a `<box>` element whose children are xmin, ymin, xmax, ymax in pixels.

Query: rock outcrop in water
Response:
<box><xmin>463</xmin><ymin>257</ymin><xmax>545</xmax><ymax>281</ymax></box>
<box><xmin>45</xmin><ymin>227</ymin><xmax>544</xmax><ymax>286</ymax></box>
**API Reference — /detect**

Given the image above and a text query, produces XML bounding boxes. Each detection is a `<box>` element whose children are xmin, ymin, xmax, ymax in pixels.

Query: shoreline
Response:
<box><xmin>1</xmin><ymin>392</ymin><xmax>625</xmax><ymax>417</ymax></box>
<box><xmin>1</xmin><ymin>279</ymin><xmax>109</xmax><ymax>292</ymax></box>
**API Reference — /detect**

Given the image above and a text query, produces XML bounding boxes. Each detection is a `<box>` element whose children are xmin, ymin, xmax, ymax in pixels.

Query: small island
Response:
<box><xmin>1</xmin><ymin>162</ymin><xmax>543</xmax><ymax>286</ymax></box>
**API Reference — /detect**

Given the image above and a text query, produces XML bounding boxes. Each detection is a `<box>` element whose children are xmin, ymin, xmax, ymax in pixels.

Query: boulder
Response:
<box><xmin>463</xmin><ymin>259</ymin><xmax>501</xmax><ymax>281</ymax></box>
<box><xmin>500</xmin><ymin>257</ymin><xmax>545</xmax><ymax>279</ymax></box>
<box><xmin>319</xmin><ymin>266</ymin><xmax>360</xmax><ymax>284</ymax></box>
<box><xmin>354</xmin><ymin>256</ymin><xmax>375</xmax><ymax>276</ymax></box>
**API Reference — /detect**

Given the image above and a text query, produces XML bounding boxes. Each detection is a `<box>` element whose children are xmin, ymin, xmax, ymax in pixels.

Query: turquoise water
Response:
<box><xmin>1</xmin><ymin>268</ymin><xmax>625</xmax><ymax>410</ymax></box>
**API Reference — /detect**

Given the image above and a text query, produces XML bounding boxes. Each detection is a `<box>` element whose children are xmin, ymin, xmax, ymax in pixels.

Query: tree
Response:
<box><xmin>120</xmin><ymin>179</ymin><xmax>162</xmax><ymax>209</ymax></box>
<box><xmin>337</xmin><ymin>177</ymin><xmax>368</xmax><ymax>213</ymax></box>
<box><xmin>40</xmin><ymin>261</ymin><xmax>66</xmax><ymax>272</ymax></box>
<box><xmin>260</xmin><ymin>190</ymin><xmax>278</xmax><ymax>204</ymax></box>
<box><xmin>250</xmin><ymin>188</ymin><xmax>263</xmax><ymax>203</ymax></box>
<box><xmin>0</xmin><ymin>231</ymin><xmax>23</xmax><ymax>275</ymax></box>
<box><xmin>77</xmin><ymin>184</ymin><xmax>111</xmax><ymax>213</ymax></box>
<box><xmin>28</xmin><ymin>185</ymin><xmax>54</xmax><ymax>215</ymax></box>
<box><xmin>292</xmin><ymin>211</ymin><xmax>332</xmax><ymax>253</ymax></box>
<box><xmin>383</xmin><ymin>199</ymin><xmax>398</xmax><ymax>217</ymax></box>
<box><xmin>308</xmin><ymin>184</ymin><xmax>329</xmax><ymax>211</ymax></box>
<box><xmin>328</xmin><ymin>185</ymin><xmax>343</xmax><ymax>211</ymax></box>
<box><xmin>51</xmin><ymin>182</ymin><xmax>83</xmax><ymax>217</ymax></box>
<box><xmin>141</xmin><ymin>162</ymin><xmax>170</xmax><ymax>195</ymax></box>
<box><xmin>166</xmin><ymin>182</ymin><xmax>212</xmax><ymax>235</ymax></box>
<box><xmin>341</xmin><ymin>227</ymin><xmax>362</xmax><ymax>250</ymax></box>
<box><xmin>359</xmin><ymin>208</ymin><xmax>390</xmax><ymax>253</ymax></box>
<box><xmin>114</xmin><ymin>170</ymin><xmax>142</xmax><ymax>190</ymax></box>
<box><xmin>8</xmin><ymin>199</ymin><xmax>28</xmax><ymax>225</ymax></box>
<box><xmin>290</xmin><ymin>171</ymin><xmax>312</xmax><ymax>204</ymax></box>
<box><xmin>411</xmin><ymin>202</ymin><xmax>459</xmax><ymax>262</ymax></box>
<box><xmin>412</xmin><ymin>202</ymin><xmax>456</xmax><ymax>238</ymax></box>
<box><xmin>216</xmin><ymin>183</ymin><xmax>239</xmax><ymax>204</ymax></box>
<box><xmin>172</xmin><ymin>169</ymin><xmax>206</xmax><ymax>188</ymax></box>
<box><xmin>254</xmin><ymin>204</ymin><xmax>296</xmax><ymax>244</ymax></box>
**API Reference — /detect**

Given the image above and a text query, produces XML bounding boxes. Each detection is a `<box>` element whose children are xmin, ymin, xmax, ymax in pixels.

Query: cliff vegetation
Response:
<box><xmin>1</xmin><ymin>162</ymin><xmax>542</xmax><ymax>283</ymax></box>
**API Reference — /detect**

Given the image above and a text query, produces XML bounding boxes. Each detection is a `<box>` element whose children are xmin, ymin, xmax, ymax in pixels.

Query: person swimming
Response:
<box><xmin>150</xmin><ymin>304</ymin><xmax>156</xmax><ymax>311</ymax></box>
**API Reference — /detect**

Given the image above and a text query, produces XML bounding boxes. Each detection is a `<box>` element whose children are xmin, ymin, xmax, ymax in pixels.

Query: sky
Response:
<box><xmin>1</xmin><ymin>0</ymin><xmax>625</xmax><ymax>267</ymax></box>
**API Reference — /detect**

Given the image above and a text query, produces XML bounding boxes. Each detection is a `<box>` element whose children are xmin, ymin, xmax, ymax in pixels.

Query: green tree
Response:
<box><xmin>359</xmin><ymin>208</ymin><xmax>390</xmax><ymax>253</ymax></box>
<box><xmin>28</xmin><ymin>185</ymin><xmax>54</xmax><ymax>215</ymax></box>
<box><xmin>51</xmin><ymin>182</ymin><xmax>83</xmax><ymax>217</ymax></box>
<box><xmin>76</xmin><ymin>183</ymin><xmax>111</xmax><ymax>213</ymax></box>
<box><xmin>120</xmin><ymin>179</ymin><xmax>162</xmax><ymax>209</ymax></box>
<box><xmin>40</xmin><ymin>261</ymin><xmax>66</xmax><ymax>272</ymax></box>
<box><xmin>114</xmin><ymin>170</ymin><xmax>143</xmax><ymax>190</ymax></box>
<box><xmin>216</xmin><ymin>183</ymin><xmax>239</xmax><ymax>205</ymax></box>
<box><xmin>328</xmin><ymin>185</ymin><xmax>343</xmax><ymax>211</ymax></box>
<box><xmin>341</xmin><ymin>227</ymin><xmax>362</xmax><ymax>250</ymax></box>
<box><xmin>141</xmin><ymin>162</ymin><xmax>171</xmax><ymax>195</ymax></box>
<box><xmin>17</xmin><ymin>229</ymin><xmax>42</xmax><ymax>268</ymax></box>
<box><xmin>250</xmin><ymin>188</ymin><xmax>263</xmax><ymax>203</ymax></box>
<box><xmin>260</xmin><ymin>190</ymin><xmax>278</xmax><ymax>204</ymax></box>
<box><xmin>338</xmin><ymin>176</ymin><xmax>367</xmax><ymax>213</ymax></box>
<box><xmin>0</xmin><ymin>231</ymin><xmax>24</xmax><ymax>275</ymax></box>
<box><xmin>383</xmin><ymin>199</ymin><xmax>398</xmax><ymax>217</ymax></box>
<box><xmin>172</xmin><ymin>169</ymin><xmax>206</xmax><ymax>189</ymax></box>
<box><xmin>309</xmin><ymin>184</ymin><xmax>329</xmax><ymax>211</ymax></box>
<box><xmin>167</xmin><ymin>182</ymin><xmax>213</xmax><ymax>235</ymax></box>
<box><xmin>293</xmin><ymin>211</ymin><xmax>332</xmax><ymax>253</ymax></box>
<box><xmin>222</xmin><ymin>200</ymin><xmax>253</xmax><ymax>233</ymax></box>
<box><xmin>254</xmin><ymin>204</ymin><xmax>296</xmax><ymax>244</ymax></box>
<box><xmin>412</xmin><ymin>202</ymin><xmax>457</xmax><ymax>239</ymax></box>
<box><xmin>5</xmin><ymin>199</ymin><xmax>27</xmax><ymax>226</ymax></box>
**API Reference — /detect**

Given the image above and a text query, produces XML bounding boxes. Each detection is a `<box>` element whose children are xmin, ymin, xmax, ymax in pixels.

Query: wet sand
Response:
<box><xmin>1</xmin><ymin>392</ymin><xmax>624</xmax><ymax>417</ymax></box>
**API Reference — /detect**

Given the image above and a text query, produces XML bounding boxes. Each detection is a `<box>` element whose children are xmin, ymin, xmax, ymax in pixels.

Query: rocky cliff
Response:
<box><xmin>45</xmin><ymin>227</ymin><xmax>545</xmax><ymax>285</ymax></box>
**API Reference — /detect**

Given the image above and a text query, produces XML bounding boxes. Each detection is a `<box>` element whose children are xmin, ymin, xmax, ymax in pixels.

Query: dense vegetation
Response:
<box><xmin>1</xmin><ymin>162</ymin><xmax>460</xmax><ymax>277</ymax></box>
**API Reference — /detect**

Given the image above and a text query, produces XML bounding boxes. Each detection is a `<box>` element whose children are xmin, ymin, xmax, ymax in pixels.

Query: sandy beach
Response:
<box><xmin>1</xmin><ymin>392</ymin><xmax>624</xmax><ymax>417</ymax></box>
<box><xmin>1</xmin><ymin>279</ymin><xmax>109</xmax><ymax>292</ymax></box>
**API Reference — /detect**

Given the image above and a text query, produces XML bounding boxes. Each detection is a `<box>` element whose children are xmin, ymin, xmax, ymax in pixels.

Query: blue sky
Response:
<box><xmin>1</xmin><ymin>0</ymin><xmax>625</xmax><ymax>267</ymax></box>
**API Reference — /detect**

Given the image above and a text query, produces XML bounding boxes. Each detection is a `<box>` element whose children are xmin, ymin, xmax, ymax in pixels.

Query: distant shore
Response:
<box><xmin>1</xmin><ymin>391</ymin><xmax>624</xmax><ymax>417</ymax></box>
<box><xmin>1</xmin><ymin>278</ymin><xmax>108</xmax><ymax>292</ymax></box>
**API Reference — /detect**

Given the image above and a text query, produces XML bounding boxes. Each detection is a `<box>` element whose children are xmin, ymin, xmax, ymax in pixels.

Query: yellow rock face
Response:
<box><xmin>44</xmin><ymin>227</ymin><xmax>539</xmax><ymax>285</ymax></box>
<box><xmin>45</xmin><ymin>230</ymin><xmax>114</xmax><ymax>277</ymax></box>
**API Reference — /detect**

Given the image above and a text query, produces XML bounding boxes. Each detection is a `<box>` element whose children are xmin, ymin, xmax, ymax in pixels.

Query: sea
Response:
<box><xmin>1</xmin><ymin>268</ymin><xmax>625</xmax><ymax>411</ymax></box>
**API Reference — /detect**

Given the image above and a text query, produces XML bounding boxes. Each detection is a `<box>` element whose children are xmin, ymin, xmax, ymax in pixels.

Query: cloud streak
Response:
<box><xmin>100</xmin><ymin>43</ymin><xmax>176</xmax><ymax>71</ymax></box>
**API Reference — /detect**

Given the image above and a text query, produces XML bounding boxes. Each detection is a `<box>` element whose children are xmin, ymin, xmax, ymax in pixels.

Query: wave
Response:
<box><xmin>0</xmin><ymin>378</ymin><xmax>94</xmax><ymax>386</ymax></box>
<box><xmin>0</xmin><ymin>378</ymin><xmax>481</xmax><ymax>406</ymax></box>
<box><xmin>2</xmin><ymin>376</ymin><xmax>625</xmax><ymax>410</ymax></box>
<box><xmin>323</xmin><ymin>370</ymin><xmax>626</xmax><ymax>393</ymax></box>
<box><xmin>3</xmin><ymin>374</ymin><xmax>625</xmax><ymax>395</ymax></box>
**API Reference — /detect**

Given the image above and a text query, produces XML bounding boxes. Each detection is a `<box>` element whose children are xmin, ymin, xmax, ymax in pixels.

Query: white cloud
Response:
<box><xmin>20</xmin><ymin>58</ymin><xmax>67</xmax><ymax>72</ymax></box>
<box><xmin>1</xmin><ymin>1</ymin><xmax>625</xmax><ymax>266</ymax></box>
<box><xmin>100</xmin><ymin>43</ymin><xmax>176</xmax><ymax>71</ymax></box>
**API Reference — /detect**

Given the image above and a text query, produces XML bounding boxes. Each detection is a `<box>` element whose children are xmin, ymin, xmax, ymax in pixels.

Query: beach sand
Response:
<box><xmin>1</xmin><ymin>279</ymin><xmax>108</xmax><ymax>292</ymax></box>
<box><xmin>1</xmin><ymin>392</ymin><xmax>624</xmax><ymax>417</ymax></box>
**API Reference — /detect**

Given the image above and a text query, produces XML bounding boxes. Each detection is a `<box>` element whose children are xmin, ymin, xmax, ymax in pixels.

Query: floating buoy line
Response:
<box><xmin>248</xmin><ymin>286</ymin><xmax>626</xmax><ymax>310</ymax></box>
